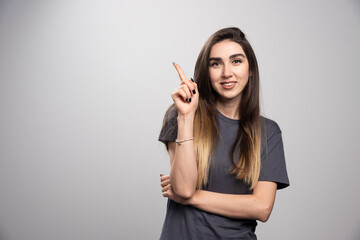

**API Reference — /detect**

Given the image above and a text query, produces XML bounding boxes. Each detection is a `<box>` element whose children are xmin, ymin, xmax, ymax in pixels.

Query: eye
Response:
<box><xmin>233</xmin><ymin>59</ymin><xmax>242</xmax><ymax>64</ymax></box>
<box><xmin>210</xmin><ymin>61</ymin><xmax>221</xmax><ymax>67</ymax></box>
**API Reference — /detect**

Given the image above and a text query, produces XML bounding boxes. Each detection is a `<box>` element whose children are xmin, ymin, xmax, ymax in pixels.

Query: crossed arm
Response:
<box><xmin>161</xmin><ymin>141</ymin><xmax>277</xmax><ymax>223</ymax></box>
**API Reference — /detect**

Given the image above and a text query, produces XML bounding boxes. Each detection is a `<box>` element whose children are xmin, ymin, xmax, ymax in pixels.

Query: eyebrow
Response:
<box><xmin>209</xmin><ymin>53</ymin><xmax>246</xmax><ymax>62</ymax></box>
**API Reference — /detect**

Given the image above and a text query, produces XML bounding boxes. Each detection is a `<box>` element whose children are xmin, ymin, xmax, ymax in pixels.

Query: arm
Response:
<box><xmin>167</xmin><ymin>63</ymin><xmax>199</xmax><ymax>199</ymax></box>
<box><xmin>188</xmin><ymin>181</ymin><xmax>277</xmax><ymax>222</ymax></box>
<box><xmin>161</xmin><ymin>177</ymin><xmax>277</xmax><ymax>222</ymax></box>
<box><xmin>168</xmin><ymin>113</ymin><xmax>198</xmax><ymax>199</ymax></box>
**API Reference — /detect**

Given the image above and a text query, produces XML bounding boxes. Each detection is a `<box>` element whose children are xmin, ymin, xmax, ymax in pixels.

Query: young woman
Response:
<box><xmin>158</xmin><ymin>27</ymin><xmax>289</xmax><ymax>239</ymax></box>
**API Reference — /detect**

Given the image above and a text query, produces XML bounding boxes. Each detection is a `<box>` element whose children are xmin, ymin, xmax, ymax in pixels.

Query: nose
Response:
<box><xmin>222</xmin><ymin>63</ymin><xmax>232</xmax><ymax>78</ymax></box>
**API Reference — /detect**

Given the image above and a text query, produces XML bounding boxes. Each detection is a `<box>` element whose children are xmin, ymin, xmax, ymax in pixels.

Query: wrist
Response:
<box><xmin>177</xmin><ymin>113</ymin><xmax>195</xmax><ymax>140</ymax></box>
<box><xmin>177</xmin><ymin>112</ymin><xmax>195</xmax><ymax>120</ymax></box>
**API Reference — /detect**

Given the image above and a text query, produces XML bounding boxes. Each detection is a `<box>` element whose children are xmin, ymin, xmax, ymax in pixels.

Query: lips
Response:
<box><xmin>222</xmin><ymin>82</ymin><xmax>235</xmax><ymax>86</ymax></box>
<box><xmin>220</xmin><ymin>81</ymin><xmax>237</xmax><ymax>85</ymax></box>
<box><xmin>220</xmin><ymin>81</ymin><xmax>237</xmax><ymax>89</ymax></box>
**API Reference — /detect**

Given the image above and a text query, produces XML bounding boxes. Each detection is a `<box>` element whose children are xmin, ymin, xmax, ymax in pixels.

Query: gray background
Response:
<box><xmin>0</xmin><ymin>0</ymin><xmax>359</xmax><ymax>239</ymax></box>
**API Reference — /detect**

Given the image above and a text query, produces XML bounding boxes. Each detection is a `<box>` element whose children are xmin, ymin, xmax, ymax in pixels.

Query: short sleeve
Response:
<box><xmin>259</xmin><ymin>117</ymin><xmax>290</xmax><ymax>190</ymax></box>
<box><xmin>158</xmin><ymin>106</ymin><xmax>178</xmax><ymax>149</ymax></box>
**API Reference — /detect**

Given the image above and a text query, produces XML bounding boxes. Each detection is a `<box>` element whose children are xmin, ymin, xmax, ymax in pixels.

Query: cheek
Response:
<box><xmin>235</xmin><ymin>65</ymin><xmax>250</xmax><ymax>79</ymax></box>
<box><xmin>209</xmin><ymin>69</ymin><xmax>219</xmax><ymax>84</ymax></box>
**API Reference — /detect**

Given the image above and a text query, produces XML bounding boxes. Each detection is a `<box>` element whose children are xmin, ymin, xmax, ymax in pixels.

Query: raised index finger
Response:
<box><xmin>173</xmin><ymin>62</ymin><xmax>187</xmax><ymax>82</ymax></box>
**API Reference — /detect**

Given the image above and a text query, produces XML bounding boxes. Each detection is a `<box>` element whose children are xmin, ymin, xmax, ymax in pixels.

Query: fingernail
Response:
<box><xmin>189</xmin><ymin>98</ymin><xmax>192</xmax><ymax>102</ymax></box>
<box><xmin>160</xmin><ymin>174</ymin><xmax>164</xmax><ymax>177</ymax></box>
<box><xmin>172</xmin><ymin>62</ymin><xmax>175</xmax><ymax>66</ymax></box>
<box><xmin>192</xmin><ymin>89</ymin><xmax>196</xmax><ymax>94</ymax></box>
<box><xmin>191</xmin><ymin>78</ymin><xmax>194</xmax><ymax>82</ymax></box>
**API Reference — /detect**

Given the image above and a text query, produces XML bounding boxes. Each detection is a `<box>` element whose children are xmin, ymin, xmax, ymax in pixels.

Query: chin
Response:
<box><xmin>218</xmin><ymin>94</ymin><xmax>242</xmax><ymax>103</ymax></box>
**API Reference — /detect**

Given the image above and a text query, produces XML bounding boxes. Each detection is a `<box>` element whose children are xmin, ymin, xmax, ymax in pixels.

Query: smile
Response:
<box><xmin>220</xmin><ymin>81</ymin><xmax>237</xmax><ymax>89</ymax></box>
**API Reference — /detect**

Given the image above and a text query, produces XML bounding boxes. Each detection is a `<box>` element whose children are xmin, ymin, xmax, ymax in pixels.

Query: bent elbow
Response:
<box><xmin>258</xmin><ymin>213</ymin><xmax>270</xmax><ymax>223</ymax></box>
<box><xmin>257</xmin><ymin>205</ymin><xmax>272</xmax><ymax>222</ymax></box>
<box><xmin>173</xmin><ymin>186</ymin><xmax>195</xmax><ymax>200</ymax></box>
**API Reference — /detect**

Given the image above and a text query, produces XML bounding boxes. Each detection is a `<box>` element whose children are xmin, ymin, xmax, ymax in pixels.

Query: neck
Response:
<box><xmin>216</xmin><ymin>97</ymin><xmax>241</xmax><ymax>119</ymax></box>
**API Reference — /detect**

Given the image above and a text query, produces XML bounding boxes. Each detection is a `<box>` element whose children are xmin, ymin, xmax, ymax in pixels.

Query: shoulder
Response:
<box><xmin>260</xmin><ymin>116</ymin><xmax>282</xmax><ymax>138</ymax></box>
<box><xmin>259</xmin><ymin>116</ymin><xmax>289</xmax><ymax>189</ymax></box>
<box><xmin>163</xmin><ymin>104</ymin><xmax>178</xmax><ymax>126</ymax></box>
<box><xmin>158</xmin><ymin>105</ymin><xmax>178</xmax><ymax>148</ymax></box>
<box><xmin>260</xmin><ymin>116</ymin><xmax>283</xmax><ymax>147</ymax></box>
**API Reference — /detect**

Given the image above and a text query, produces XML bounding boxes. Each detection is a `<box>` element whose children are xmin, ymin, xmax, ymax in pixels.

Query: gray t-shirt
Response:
<box><xmin>158</xmin><ymin>110</ymin><xmax>289</xmax><ymax>240</ymax></box>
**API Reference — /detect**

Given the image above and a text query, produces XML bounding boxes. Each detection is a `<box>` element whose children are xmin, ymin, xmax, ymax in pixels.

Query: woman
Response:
<box><xmin>158</xmin><ymin>27</ymin><xmax>289</xmax><ymax>239</ymax></box>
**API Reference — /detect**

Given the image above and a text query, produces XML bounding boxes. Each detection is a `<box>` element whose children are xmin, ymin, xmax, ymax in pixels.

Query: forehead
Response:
<box><xmin>209</xmin><ymin>40</ymin><xmax>245</xmax><ymax>57</ymax></box>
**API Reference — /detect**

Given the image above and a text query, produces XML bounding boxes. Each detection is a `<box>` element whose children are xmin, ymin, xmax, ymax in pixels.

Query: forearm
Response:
<box><xmin>188</xmin><ymin>183</ymin><xmax>276</xmax><ymax>222</ymax></box>
<box><xmin>170</xmin><ymin>113</ymin><xmax>198</xmax><ymax>199</ymax></box>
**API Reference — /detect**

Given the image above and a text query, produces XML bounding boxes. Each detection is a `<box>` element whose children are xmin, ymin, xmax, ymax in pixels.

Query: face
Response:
<box><xmin>208</xmin><ymin>39</ymin><xmax>250</xmax><ymax>104</ymax></box>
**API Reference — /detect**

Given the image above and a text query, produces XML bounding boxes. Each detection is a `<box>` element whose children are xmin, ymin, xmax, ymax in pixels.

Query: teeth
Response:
<box><xmin>223</xmin><ymin>83</ymin><xmax>234</xmax><ymax>86</ymax></box>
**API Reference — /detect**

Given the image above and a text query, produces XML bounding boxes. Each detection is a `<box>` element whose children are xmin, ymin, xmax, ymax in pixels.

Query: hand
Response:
<box><xmin>160</xmin><ymin>174</ymin><xmax>189</xmax><ymax>205</ymax></box>
<box><xmin>171</xmin><ymin>63</ymin><xmax>199</xmax><ymax>116</ymax></box>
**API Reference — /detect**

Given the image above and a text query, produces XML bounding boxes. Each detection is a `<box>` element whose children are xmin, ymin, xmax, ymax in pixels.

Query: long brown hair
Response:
<box><xmin>166</xmin><ymin>27</ymin><xmax>261</xmax><ymax>189</ymax></box>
